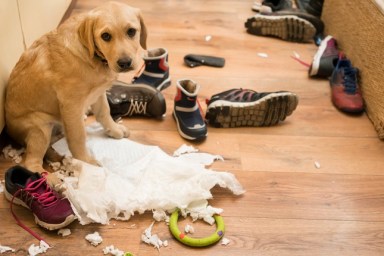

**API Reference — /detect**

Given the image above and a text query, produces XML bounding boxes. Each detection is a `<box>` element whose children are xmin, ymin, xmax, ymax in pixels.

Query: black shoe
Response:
<box><xmin>245</xmin><ymin>13</ymin><xmax>316</xmax><ymax>43</ymax></box>
<box><xmin>205</xmin><ymin>89</ymin><xmax>298</xmax><ymax>128</ymax></box>
<box><xmin>272</xmin><ymin>9</ymin><xmax>324</xmax><ymax>36</ymax></box>
<box><xmin>107</xmin><ymin>80</ymin><xmax>166</xmax><ymax>120</ymax></box>
<box><xmin>253</xmin><ymin>0</ymin><xmax>292</xmax><ymax>12</ymax></box>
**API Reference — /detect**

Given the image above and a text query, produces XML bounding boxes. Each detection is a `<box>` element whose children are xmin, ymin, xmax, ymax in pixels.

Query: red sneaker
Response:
<box><xmin>330</xmin><ymin>56</ymin><xmax>364</xmax><ymax>113</ymax></box>
<box><xmin>4</xmin><ymin>166</ymin><xmax>75</xmax><ymax>230</ymax></box>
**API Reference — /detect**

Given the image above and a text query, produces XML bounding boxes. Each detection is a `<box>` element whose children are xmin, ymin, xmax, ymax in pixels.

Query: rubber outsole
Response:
<box><xmin>245</xmin><ymin>14</ymin><xmax>316</xmax><ymax>42</ymax></box>
<box><xmin>205</xmin><ymin>92</ymin><xmax>299</xmax><ymax>128</ymax></box>
<box><xmin>4</xmin><ymin>188</ymin><xmax>76</xmax><ymax>230</ymax></box>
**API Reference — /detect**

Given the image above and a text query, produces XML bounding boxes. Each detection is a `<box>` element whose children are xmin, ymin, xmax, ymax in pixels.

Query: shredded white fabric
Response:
<box><xmin>85</xmin><ymin>232</ymin><xmax>103</xmax><ymax>246</ymax></box>
<box><xmin>28</xmin><ymin>241</ymin><xmax>50</xmax><ymax>256</ymax></box>
<box><xmin>52</xmin><ymin>123</ymin><xmax>245</xmax><ymax>225</ymax></box>
<box><xmin>102</xmin><ymin>245</ymin><xmax>125</xmax><ymax>256</ymax></box>
<box><xmin>0</xmin><ymin>245</ymin><xmax>15</xmax><ymax>253</ymax></box>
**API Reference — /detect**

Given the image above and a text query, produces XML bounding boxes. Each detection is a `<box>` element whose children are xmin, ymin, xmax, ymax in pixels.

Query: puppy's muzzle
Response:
<box><xmin>117</xmin><ymin>57</ymin><xmax>133</xmax><ymax>72</ymax></box>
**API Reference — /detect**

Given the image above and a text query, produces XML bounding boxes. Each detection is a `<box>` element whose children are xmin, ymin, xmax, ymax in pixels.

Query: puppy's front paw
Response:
<box><xmin>106</xmin><ymin>124</ymin><xmax>130</xmax><ymax>139</ymax></box>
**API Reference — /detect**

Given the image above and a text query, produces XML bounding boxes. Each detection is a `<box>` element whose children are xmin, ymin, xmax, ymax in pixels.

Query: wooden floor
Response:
<box><xmin>1</xmin><ymin>0</ymin><xmax>384</xmax><ymax>255</ymax></box>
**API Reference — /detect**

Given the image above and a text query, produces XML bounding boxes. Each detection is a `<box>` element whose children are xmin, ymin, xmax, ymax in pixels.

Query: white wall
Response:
<box><xmin>0</xmin><ymin>0</ymin><xmax>71</xmax><ymax>133</ymax></box>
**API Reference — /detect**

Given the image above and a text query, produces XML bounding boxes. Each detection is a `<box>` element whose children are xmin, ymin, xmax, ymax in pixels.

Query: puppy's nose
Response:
<box><xmin>117</xmin><ymin>58</ymin><xmax>132</xmax><ymax>71</ymax></box>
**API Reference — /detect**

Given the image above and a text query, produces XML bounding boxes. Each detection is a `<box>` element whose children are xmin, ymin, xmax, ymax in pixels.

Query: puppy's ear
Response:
<box><xmin>78</xmin><ymin>16</ymin><xmax>96</xmax><ymax>59</ymax></box>
<box><xmin>137</xmin><ymin>11</ymin><xmax>147</xmax><ymax>50</ymax></box>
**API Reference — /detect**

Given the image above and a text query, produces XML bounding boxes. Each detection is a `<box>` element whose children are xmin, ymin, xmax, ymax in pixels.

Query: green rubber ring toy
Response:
<box><xmin>169</xmin><ymin>209</ymin><xmax>225</xmax><ymax>247</ymax></box>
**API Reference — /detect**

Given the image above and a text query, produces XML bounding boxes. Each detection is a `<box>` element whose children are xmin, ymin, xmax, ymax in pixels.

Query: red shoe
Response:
<box><xmin>4</xmin><ymin>166</ymin><xmax>75</xmax><ymax>230</ymax></box>
<box><xmin>330</xmin><ymin>56</ymin><xmax>364</xmax><ymax>113</ymax></box>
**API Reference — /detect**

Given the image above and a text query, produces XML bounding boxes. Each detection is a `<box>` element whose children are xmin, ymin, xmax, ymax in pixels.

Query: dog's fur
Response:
<box><xmin>5</xmin><ymin>1</ymin><xmax>147</xmax><ymax>182</ymax></box>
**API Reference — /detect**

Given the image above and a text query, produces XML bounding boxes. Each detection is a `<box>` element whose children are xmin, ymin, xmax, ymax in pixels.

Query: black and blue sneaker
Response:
<box><xmin>132</xmin><ymin>48</ymin><xmax>171</xmax><ymax>91</ymax></box>
<box><xmin>173</xmin><ymin>79</ymin><xmax>207</xmax><ymax>141</ymax></box>
<box><xmin>205</xmin><ymin>88</ymin><xmax>298</xmax><ymax>128</ymax></box>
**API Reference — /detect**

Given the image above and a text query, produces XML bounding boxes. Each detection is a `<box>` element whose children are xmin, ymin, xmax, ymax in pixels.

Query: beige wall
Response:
<box><xmin>0</xmin><ymin>0</ymin><xmax>71</xmax><ymax>132</ymax></box>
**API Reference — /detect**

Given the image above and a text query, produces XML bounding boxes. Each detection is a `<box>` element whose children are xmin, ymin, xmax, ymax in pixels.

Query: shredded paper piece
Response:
<box><xmin>257</xmin><ymin>52</ymin><xmax>268</xmax><ymax>58</ymax></box>
<box><xmin>184</xmin><ymin>224</ymin><xmax>194</xmax><ymax>234</ymax></box>
<box><xmin>102</xmin><ymin>245</ymin><xmax>125</xmax><ymax>256</ymax></box>
<box><xmin>58</xmin><ymin>228</ymin><xmax>71</xmax><ymax>237</ymax></box>
<box><xmin>52</xmin><ymin>123</ymin><xmax>245</xmax><ymax>225</ymax></box>
<box><xmin>205</xmin><ymin>35</ymin><xmax>212</xmax><ymax>42</ymax></box>
<box><xmin>172</xmin><ymin>144</ymin><xmax>199</xmax><ymax>156</ymax></box>
<box><xmin>0</xmin><ymin>245</ymin><xmax>15</xmax><ymax>253</ymax></box>
<box><xmin>2</xmin><ymin>145</ymin><xmax>24</xmax><ymax>164</ymax></box>
<box><xmin>314</xmin><ymin>161</ymin><xmax>321</xmax><ymax>169</ymax></box>
<box><xmin>221</xmin><ymin>237</ymin><xmax>230</xmax><ymax>245</ymax></box>
<box><xmin>85</xmin><ymin>232</ymin><xmax>103</xmax><ymax>246</ymax></box>
<box><xmin>141</xmin><ymin>222</ymin><xmax>167</xmax><ymax>249</ymax></box>
<box><xmin>28</xmin><ymin>241</ymin><xmax>50</xmax><ymax>256</ymax></box>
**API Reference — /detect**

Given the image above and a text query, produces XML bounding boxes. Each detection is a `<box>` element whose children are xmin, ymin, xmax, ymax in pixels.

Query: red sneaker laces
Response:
<box><xmin>290</xmin><ymin>55</ymin><xmax>311</xmax><ymax>68</ymax></box>
<box><xmin>10</xmin><ymin>173</ymin><xmax>55</xmax><ymax>245</ymax></box>
<box><xmin>132</xmin><ymin>62</ymin><xmax>146</xmax><ymax>80</ymax></box>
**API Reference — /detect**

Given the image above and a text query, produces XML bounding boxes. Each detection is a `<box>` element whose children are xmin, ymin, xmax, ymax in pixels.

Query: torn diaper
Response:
<box><xmin>52</xmin><ymin>123</ymin><xmax>244</xmax><ymax>225</ymax></box>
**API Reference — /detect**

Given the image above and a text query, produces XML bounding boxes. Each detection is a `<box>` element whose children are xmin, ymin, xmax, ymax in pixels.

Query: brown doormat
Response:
<box><xmin>322</xmin><ymin>0</ymin><xmax>384</xmax><ymax>139</ymax></box>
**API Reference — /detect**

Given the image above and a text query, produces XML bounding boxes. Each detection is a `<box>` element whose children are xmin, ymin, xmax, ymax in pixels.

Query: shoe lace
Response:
<box><xmin>132</xmin><ymin>63</ymin><xmax>146</xmax><ymax>81</ymax></box>
<box><xmin>290</xmin><ymin>55</ymin><xmax>311</xmax><ymax>68</ymax></box>
<box><xmin>343</xmin><ymin>67</ymin><xmax>358</xmax><ymax>94</ymax></box>
<box><xmin>124</xmin><ymin>98</ymin><xmax>148</xmax><ymax>116</ymax></box>
<box><xmin>10</xmin><ymin>172</ymin><xmax>55</xmax><ymax>245</ymax></box>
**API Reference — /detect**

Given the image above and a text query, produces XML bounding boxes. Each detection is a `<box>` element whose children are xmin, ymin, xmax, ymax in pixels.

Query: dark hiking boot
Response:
<box><xmin>107</xmin><ymin>80</ymin><xmax>166</xmax><ymax>119</ymax></box>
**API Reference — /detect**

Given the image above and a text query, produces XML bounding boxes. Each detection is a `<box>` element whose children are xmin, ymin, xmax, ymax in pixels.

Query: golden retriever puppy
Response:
<box><xmin>5</xmin><ymin>1</ymin><xmax>147</xmax><ymax>183</ymax></box>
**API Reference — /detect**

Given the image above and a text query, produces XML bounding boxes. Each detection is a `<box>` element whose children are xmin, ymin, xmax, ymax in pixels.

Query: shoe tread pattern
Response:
<box><xmin>245</xmin><ymin>15</ymin><xmax>316</xmax><ymax>42</ymax></box>
<box><xmin>206</xmin><ymin>94</ymin><xmax>298</xmax><ymax>128</ymax></box>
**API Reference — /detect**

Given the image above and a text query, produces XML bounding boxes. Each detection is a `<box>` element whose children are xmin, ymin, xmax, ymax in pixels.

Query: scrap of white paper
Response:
<box><xmin>85</xmin><ymin>232</ymin><xmax>103</xmax><ymax>246</ymax></box>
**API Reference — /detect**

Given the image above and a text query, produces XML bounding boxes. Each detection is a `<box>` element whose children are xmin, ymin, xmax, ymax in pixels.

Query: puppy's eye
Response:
<box><xmin>101</xmin><ymin>32</ymin><xmax>112</xmax><ymax>42</ymax></box>
<box><xmin>127</xmin><ymin>28</ymin><xmax>136</xmax><ymax>38</ymax></box>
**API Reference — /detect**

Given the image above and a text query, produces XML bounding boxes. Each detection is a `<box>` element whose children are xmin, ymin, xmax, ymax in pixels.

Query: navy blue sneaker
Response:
<box><xmin>173</xmin><ymin>79</ymin><xmax>207</xmax><ymax>141</ymax></box>
<box><xmin>132</xmin><ymin>48</ymin><xmax>171</xmax><ymax>91</ymax></box>
<box><xmin>205</xmin><ymin>88</ymin><xmax>298</xmax><ymax>128</ymax></box>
